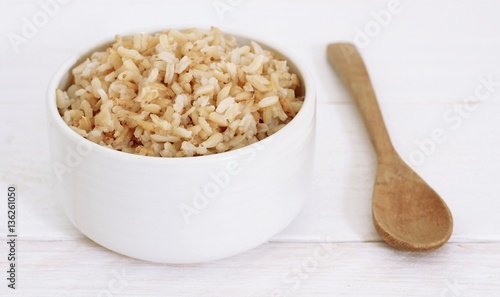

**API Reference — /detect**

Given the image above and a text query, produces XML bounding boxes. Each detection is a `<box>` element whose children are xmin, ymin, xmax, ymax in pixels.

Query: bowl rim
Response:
<box><xmin>46</xmin><ymin>26</ymin><xmax>316</xmax><ymax>165</ymax></box>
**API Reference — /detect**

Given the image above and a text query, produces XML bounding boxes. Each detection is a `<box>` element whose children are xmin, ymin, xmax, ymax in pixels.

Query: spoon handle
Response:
<box><xmin>327</xmin><ymin>43</ymin><xmax>395</xmax><ymax>160</ymax></box>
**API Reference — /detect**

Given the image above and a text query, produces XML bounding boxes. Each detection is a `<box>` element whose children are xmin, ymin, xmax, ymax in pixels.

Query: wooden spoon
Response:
<box><xmin>327</xmin><ymin>43</ymin><xmax>453</xmax><ymax>251</ymax></box>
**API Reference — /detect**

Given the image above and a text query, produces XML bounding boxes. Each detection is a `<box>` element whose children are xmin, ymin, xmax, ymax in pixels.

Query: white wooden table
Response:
<box><xmin>1</xmin><ymin>0</ymin><xmax>500</xmax><ymax>296</ymax></box>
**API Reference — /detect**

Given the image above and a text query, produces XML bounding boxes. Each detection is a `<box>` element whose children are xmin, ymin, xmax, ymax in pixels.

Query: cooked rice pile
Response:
<box><xmin>56</xmin><ymin>27</ymin><xmax>304</xmax><ymax>157</ymax></box>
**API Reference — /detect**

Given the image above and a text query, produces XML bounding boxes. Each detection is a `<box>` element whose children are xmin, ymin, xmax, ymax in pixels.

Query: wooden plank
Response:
<box><xmin>1</xmin><ymin>0</ymin><xmax>500</xmax><ymax>244</ymax></box>
<box><xmin>1</xmin><ymin>240</ymin><xmax>498</xmax><ymax>296</ymax></box>
<box><xmin>1</xmin><ymin>103</ymin><xmax>500</xmax><ymax>242</ymax></box>
<box><xmin>3</xmin><ymin>0</ymin><xmax>500</xmax><ymax>104</ymax></box>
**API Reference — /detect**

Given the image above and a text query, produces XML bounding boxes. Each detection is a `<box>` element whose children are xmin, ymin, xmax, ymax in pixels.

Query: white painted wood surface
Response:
<box><xmin>6</xmin><ymin>240</ymin><xmax>500</xmax><ymax>296</ymax></box>
<box><xmin>1</xmin><ymin>0</ymin><xmax>500</xmax><ymax>295</ymax></box>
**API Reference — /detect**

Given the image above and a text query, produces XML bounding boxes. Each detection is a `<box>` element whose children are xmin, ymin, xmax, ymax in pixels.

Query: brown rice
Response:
<box><xmin>56</xmin><ymin>27</ymin><xmax>304</xmax><ymax>157</ymax></box>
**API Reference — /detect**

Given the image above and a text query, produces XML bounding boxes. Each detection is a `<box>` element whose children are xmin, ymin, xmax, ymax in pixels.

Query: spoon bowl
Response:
<box><xmin>373</xmin><ymin>154</ymin><xmax>453</xmax><ymax>251</ymax></box>
<box><xmin>327</xmin><ymin>43</ymin><xmax>453</xmax><ymax>252</ymax></box>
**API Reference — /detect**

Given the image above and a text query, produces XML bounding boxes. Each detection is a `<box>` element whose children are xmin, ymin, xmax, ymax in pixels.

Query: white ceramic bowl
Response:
<box><xmin>46</xmin><ymin>28</ymin><xmax>316</xmax><ymax>263</ymax></box>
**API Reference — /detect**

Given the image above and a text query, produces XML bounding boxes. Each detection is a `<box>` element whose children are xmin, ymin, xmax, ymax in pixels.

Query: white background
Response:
<box><xmin>1</xmin><ymin>0</ymin><xmax>499</xmax><ymax>296</ymax></box>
